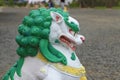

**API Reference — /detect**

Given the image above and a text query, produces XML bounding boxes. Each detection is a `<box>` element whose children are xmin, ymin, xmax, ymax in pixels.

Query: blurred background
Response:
<box><xmin>0</xmin><ymin>0</ymin><xmax>120</xmax><ymax>8</ymax></box>
<box><xmin>0</xmin><ymin>0</ymin><xmax>120</xmax><ymax>80</ymax></box>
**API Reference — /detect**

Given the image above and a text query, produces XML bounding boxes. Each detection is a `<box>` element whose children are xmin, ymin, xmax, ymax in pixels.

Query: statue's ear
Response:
<box><xmin>50</xmin><ymin>12</ymin><xmax>63</xmax><ymax>23</ymax></box>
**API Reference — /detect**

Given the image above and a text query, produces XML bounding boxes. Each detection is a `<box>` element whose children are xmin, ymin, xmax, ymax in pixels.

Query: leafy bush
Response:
<box><xmin>8</xmin><ymin>0</ymin><xmax>14</xmax><ymax>6</ymax></box>
<box><xmin>0</xmin><ymin>0</ymin><xmax>5</xmax><ymax>6</ymax></box>
<box><xmin>69</xmin><ymin>1</ymin><xmax>79</xmax><ymax>8</ymax></box>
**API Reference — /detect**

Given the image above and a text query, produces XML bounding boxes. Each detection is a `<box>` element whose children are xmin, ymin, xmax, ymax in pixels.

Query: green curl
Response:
<box><xmin>17</xmin><ymin>47</ymin><xmax>27</xmax><ymax>57</ymax></box>
<box><xmin>48</xmin><ymin>43</ymin><xmax>67</xmax><ymax>65</ymax></box>
<box><xmin>21</xmin><ymin>37</ymin><xmax>29</xmax><ymax>46</ymax></box>
<box><xmin>29</xmin><ymin>10</ymin><xmax>41</xmax><ymax>18</ymax></box>
<box><xmin>2</xmin><ymin>57</ymin><xmax>24</xmax><ymax>80</ymax></box>
<box><xmin>34</xmin><ymin>17</ymin><xmax>44</xmax><ymax>26</ymax></box>
<box><xmin>40</xmin><ymin>29</ymin><xmax>50</xmax><ymax>39</ymax></box>
<box><xmin>18</xmin><ymin>24</ymin><xmax>30</xmax><ymax>36</ymax></box>
<box><xmin>30</xmin><ymin>26</ymin><xmax>42</xmax><ymax>37</ymax></box>
<box><xmin>43</xmin><ymin>22</ymin><xmax>51</xmax><ymax>29</ymax></box>
<box><xmin>39</xmin><ymin>39</ymin><xmax>64</xmax><ymax>63</ymax></box>
<box><xmin>29</xmin><ymin>37</ymin><xmax>39</xmax><ymax>47</ymax></box>
<box><xmin>22</xmin><ymin>16</ymin><xmax>34</xmax><ymax>26</ymax></box>
<box><xmin>26</xmin><ymin>47</ymin><xmax>38</xmax><ymax>57</ymax></box>
<box><xmin>16</xmin><ymin>35</ymin><xmax>23</xmax><ymax>45</ymax></box>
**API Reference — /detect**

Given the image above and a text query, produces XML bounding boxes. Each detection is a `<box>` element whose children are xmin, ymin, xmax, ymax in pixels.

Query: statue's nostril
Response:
<box><xmin>80</xmin><ymin>37</ymin><xmax>85</xmax><ymax>42</ymax></box>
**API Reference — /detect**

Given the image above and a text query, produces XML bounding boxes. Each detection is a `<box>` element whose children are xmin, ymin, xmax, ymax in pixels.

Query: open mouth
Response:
<box><xmin>59</xmin><ymin>35</ymin><xmax>76</xmax><ymax>51</ymax></box>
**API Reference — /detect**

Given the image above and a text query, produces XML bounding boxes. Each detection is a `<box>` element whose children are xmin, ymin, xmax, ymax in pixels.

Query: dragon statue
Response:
<box><xmin>2</xmin><ymin>8</ymin><xmax>87</xmax><ymax>80</ymax></box>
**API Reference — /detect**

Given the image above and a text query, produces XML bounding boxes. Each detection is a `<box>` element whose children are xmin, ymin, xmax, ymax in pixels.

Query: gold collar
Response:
<box><xmin>36</xmin><ymin>53</ymin><xmax>87</xmax><ymax>78</ymax></box>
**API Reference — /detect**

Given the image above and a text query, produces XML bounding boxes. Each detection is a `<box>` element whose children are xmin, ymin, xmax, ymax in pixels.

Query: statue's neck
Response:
<box><xmin>52</xmin><ymin>44</ymin><xmax>73</xmax><ymax>57</ymax></box>
<box><xmin>52</xmin><ymin>44</ymin><xmax>82</xmax><ymax>68</ymax></box>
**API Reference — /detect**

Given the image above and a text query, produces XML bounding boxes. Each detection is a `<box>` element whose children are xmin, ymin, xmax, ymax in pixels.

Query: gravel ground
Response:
<box><xmin>0</xmin><ymin>7</ymin><xmax>120</xmax><ymax>80</ymax></box>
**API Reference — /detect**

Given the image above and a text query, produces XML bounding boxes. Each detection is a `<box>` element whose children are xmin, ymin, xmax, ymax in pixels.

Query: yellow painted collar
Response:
<box><xmin>36</xmin><ymin>53</ymin><xmax>86</xmax><ymax>77</ymax></box>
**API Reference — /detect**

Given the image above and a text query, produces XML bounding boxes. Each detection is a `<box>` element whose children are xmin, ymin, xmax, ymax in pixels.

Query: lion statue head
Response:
<box><xmin>16</xmin><ymin>8</ymin><xmax>85</xmax><ymax>65</ymax></box>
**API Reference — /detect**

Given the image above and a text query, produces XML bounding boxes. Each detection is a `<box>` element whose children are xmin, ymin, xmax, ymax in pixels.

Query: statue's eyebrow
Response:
<box><xmin>65</xmin><ymin>20</ymin><xmax>79</xmax><ymax>32</ymax></box>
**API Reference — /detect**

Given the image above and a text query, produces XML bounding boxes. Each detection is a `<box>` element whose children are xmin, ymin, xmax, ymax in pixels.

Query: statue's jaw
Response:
<box><xmin>59</xmin><ymin>35</ymin><xmax>76</xmax><ymax>51</ymax></box>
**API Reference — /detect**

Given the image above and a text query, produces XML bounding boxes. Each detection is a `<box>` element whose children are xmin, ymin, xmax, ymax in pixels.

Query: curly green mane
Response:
<box><xmin>16</xmin><ymin>8</ymin><xmax>70</xmax><ymax>65</ymax></box>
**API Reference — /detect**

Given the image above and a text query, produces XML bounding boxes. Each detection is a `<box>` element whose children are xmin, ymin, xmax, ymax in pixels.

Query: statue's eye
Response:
<box><xmin>69</xmin><ymin>29</ymin><xmax>76</xmax><ymax>36</ymax></box>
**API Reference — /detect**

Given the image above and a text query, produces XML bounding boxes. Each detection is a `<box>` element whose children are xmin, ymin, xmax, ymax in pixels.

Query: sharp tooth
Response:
<box><xmin>69</xmin><ymin>44</ymin><xmax>73</xmax><ymax>47</ymax></box>
<box><xmin>63</xmin><ymin>39</ymin><xmax>65</xmax><ymax>42</ymax></box>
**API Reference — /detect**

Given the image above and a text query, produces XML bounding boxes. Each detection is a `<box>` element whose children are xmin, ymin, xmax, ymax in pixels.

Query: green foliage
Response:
<box><xmin>118</xmin><ymin>0</ymin><xmax>120</xmax><ymax>6</ymax></box>
<box><xmin>15</xmin><ymin>2</ymin><xmax>27</xmax><ymax>7</ymax></box>
<box><xmin>95</xmin><ymin>6</ymin><xmax>107</xmax><ymax>9</ymax></box>
<box><xmin>0</xmin><ymin>0</ymin><xmax>5</xmax><ymax>6</ymax></box>
<box><xmin>69</xmin><ymin>1</ymin><xmax>80</xmax><ymax>8</ymax></box>
<box><xmin>71</xmin><ymin>0</ymin><xmax>120</xmax><ymax>8</ymax></box>
<box><xmin>8</xmin><ymin>0</ymin><xmax>14</xmax><ymax>6</ymax></box>
<box><xmin>112</xmin><ymin>6</ymin><xmax>120</xmax><ymax>9</ymax></box>
<box><xmin>0</xmin><ymin>0</ymin><xmax>27</xmax><ymax>7</ymax></box>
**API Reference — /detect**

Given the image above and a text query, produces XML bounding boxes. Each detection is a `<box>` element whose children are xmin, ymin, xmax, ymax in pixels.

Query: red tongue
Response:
<box><xmin>72</xmin><ymin>46</ymin><xmax>76</xmax><ymax>51</ymax></box>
